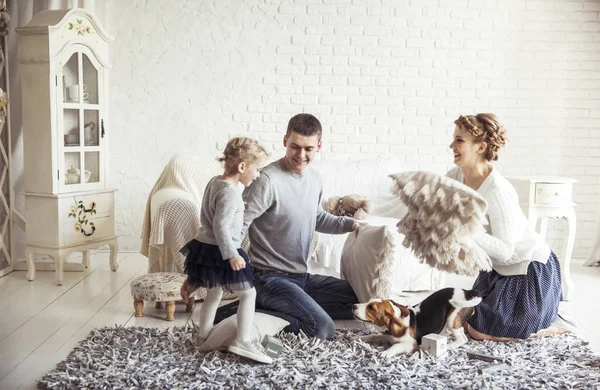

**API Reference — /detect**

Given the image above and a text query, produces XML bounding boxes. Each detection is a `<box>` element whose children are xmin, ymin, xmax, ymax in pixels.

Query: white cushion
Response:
<box><xmin>314</xmin><ymin>214</ymin><xmax>445</xmax><ymax>294</ymax></box>
<box><xmin>340</xmin><ymin>224</ymin><xmax>396</xmax><ymax>302</ymax></box>
<box><xmin>364</xmin><ymin>215</ymin><xmax>445</xmax><ymax>294</ymax></box>
<box><xmin>390</xmin><ymin>171</ymin><xmax>492</xmax><ymax>276</ymax></box>
<box><xmin>198</xmin><ymin>312</ymin><xmax>289</xmax><ymax>351</ymax></box>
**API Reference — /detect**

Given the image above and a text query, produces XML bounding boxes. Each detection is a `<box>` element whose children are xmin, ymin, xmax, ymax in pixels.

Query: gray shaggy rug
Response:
<box><xmin>38</xmin><ymin>326</ymin><xmax>600</xmax><ymax>389</ymax></box>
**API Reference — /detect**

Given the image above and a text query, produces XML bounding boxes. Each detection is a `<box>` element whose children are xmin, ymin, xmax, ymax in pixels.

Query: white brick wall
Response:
<box><xmin>108</xmin><ymin>0</ymin><xmax>599</xmax><ymax>258</ymax></box>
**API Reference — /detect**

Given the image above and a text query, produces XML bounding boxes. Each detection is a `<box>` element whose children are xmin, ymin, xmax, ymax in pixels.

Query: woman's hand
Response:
<box><xmin>229</xmin><ymin>255</ymin><xmax>246</xmax><ymax>271</ymax></box>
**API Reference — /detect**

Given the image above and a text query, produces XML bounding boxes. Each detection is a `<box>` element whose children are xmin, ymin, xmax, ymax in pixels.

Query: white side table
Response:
<box><xmin>508</xmin><ymin>176</ymin><xmax>576</xmax><ymax>301</ymax></box>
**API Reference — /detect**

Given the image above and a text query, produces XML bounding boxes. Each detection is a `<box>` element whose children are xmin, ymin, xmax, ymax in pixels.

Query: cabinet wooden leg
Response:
<box><xmin>134</xmin><ymin>299</ymin><xmax>144</xmax><ymax>317</ymax></box>
<box><xmin>166</xmin><ymin>301</ymin><xmax>175</xmax><ymax>321</ymax></box>
<box><xmin>55</xmin><ymin>252</ymin><xmax>64</xmax><ymax>286</ymax></box>
<box><xmin>186</xmin><ymin>297</ymin><xmax>194</xmax><ymax>312</ymax></box>
<box><xmin>26</xmin><ymin>249</ymin><xmax>35</xmax><ymax>281</ymax></box>
<box><xmin>109</xmin><ymin>240</ymin><xmax>119</xmax><ymax>271</ymax></box>
<box><xmin>155</xmin><ymin>302</ymin><xmax>163</xmax><ymax>309</ymax></box>
<box><xmin>83</xmin><ymin>250</ymin><xmax>90</xmax><ymax>268</ymax></box>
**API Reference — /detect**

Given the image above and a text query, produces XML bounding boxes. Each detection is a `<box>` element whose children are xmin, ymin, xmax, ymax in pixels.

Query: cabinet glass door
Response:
<box><xmin>58</xmin><ymin>45</ymin><xmax>104</xmax><ymax>192</ymax></box>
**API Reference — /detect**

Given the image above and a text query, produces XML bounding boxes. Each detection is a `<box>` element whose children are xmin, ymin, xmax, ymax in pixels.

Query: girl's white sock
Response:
<box><xmin>197</xmin><ymin>287</ymin><xmax>223</xmax><ymax>339</ymax></box>
<box><xmin>234</xmin><ymin>288</ymin><xmax>257</xmax><ymax>342</ymax></box>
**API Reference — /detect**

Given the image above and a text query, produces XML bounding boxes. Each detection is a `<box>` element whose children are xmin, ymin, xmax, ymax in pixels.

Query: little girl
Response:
<box><xmin>180</xmin><ymin>137</ymin><xmax>271</xmax><ymax>363</ymax></box>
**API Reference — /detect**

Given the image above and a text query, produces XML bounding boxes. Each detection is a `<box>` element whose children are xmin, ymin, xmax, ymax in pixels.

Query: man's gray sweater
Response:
<box><xmin>243</xmin><ymin>159</ymin><xmax>354</xmax><ymax>273</ymax></box>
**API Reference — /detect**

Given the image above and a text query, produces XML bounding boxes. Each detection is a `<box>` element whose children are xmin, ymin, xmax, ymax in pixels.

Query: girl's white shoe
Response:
<box><xmin>228</xmin><ymin>340</ymin><xmax>273</xmax><ymax>364</ymax></box>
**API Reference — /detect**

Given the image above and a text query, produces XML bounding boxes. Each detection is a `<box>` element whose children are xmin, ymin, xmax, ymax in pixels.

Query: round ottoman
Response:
<box><xmin>130</xmin><ymin>272</ymin><xmax>195</xmax><ymax>321</ymax></box>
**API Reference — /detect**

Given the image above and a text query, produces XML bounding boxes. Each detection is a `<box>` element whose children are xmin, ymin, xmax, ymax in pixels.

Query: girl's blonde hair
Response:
<box><xmin>218</xmin><ymin>137</ymin><xmax>270</xmax><ymax>175</ymax></box>
<box><xmin>454</xmin><ymin>113</ymin><xmax>507</xmax><ymax>161</ymax></box>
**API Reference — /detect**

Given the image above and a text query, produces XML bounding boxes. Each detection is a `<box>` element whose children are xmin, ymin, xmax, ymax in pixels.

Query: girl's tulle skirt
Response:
<box><xmin>180</xmin><ymin>240</ymin><xmax>254</xmax><ymax>291</ymax></box>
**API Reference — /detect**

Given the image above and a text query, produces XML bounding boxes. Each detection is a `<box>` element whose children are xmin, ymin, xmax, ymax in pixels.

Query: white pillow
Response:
<box><xmin>198</xmin><ymin>312</ymin><xmax>289</xmax><ymax>351</ymax></box>
<box><xmin>340</xmin><ymin>224</ymin><xmax>396</xmax><ymax>302</ymax></box>
<box><xmin>364</xmin><ymin>215</ymin><xmax>444</xmax><ymax>294</ymax></box>
<box><xmin>389</xmin><ymin>171</ymin><xmax>492</xmax><ymax>276</ymax></box>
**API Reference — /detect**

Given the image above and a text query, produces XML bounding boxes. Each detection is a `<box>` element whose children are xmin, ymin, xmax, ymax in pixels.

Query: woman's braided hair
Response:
<box><xmin>454</xmin><ymin>113</ymin><xmax>507</xmax><ymax>161</ymax></box>
<box><xmin>218</xmin><ymin>137</ymin><xmax>270</xmax><ymax>175</ymax></box>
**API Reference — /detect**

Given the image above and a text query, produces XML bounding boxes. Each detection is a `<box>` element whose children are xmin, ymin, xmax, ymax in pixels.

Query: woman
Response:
<box><xmin>447</xmin><ymin>113</ymin><xmax>570</xmax><ymax>341</ymax></box>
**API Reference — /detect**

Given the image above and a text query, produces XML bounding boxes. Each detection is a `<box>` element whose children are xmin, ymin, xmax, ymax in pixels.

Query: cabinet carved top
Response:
<box><xmin>67</xmin><ymin>18</ymin><xmax>93</xmax><ymax>37</ymax></box>
<box><xmin>16</xmin><ymin>8</ymin><xmax>113</xmax><ymax>43</ymax></box>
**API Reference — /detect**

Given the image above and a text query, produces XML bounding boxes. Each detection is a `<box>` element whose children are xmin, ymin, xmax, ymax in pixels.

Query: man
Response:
<box><xmin>217</xmin><ymin>113</ymin><xmax>359</xmax><ymax>339</ymax></box>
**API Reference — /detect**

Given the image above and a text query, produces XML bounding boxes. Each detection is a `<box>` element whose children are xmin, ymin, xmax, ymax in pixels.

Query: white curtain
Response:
<box><xmin>7</xmin><ymin>0</ymin><xmax>108</xmax><ymax>262</ymax></box>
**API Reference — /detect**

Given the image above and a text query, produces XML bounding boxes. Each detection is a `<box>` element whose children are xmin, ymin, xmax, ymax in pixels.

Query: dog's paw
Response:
<box><xmin>357</xmin><ymin>334</ymin><xmax>381</xmax><ymax>343</ymax></box>
<box><xmin>380</xmin><ymin>350</ymin><xmax>397</xmax><ymax>359</ymax></box>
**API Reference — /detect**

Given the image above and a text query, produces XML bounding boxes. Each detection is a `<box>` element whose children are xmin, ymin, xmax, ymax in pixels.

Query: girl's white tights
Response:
<box><xmin>198</xmin><ymin>287</ymin><xmax>257</xmax><ymax>342</ymax></box>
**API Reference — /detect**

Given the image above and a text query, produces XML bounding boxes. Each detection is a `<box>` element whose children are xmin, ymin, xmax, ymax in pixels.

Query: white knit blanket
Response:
<box><xmin>146</xmin><ymin>198</ymin><xmax>200</xmax><ymax>273</ymax></box>
<box><xmin>141</xmin><ymin>155</ymin><xmax>220</xmax><ymax>272</ymax></box>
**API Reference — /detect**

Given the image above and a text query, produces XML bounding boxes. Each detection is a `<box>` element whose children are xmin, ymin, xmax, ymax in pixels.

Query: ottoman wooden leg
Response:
<box><xmin>166</xmin><ymin>301</ymin><xmax>175</xmax><ymax>321</ymax></box>
<box><xmin>155</xmin><ymin>302</ymin><xmax>163</xmax><ymax>309</ymax></box>
<box><xmin>134</xmin><ymin>299</ymin><xmax>144</xmax><ymax>317</ymax></box>
<box><xmin>186</xmin><ymin>297</ymin><xmax>194</xmax><ymax>312</ymax></box>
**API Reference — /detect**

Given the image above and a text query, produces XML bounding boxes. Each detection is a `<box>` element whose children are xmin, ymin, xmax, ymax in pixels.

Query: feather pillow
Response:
<box><xmin>389</xmin><ymin>171</ymin><xmax>492</xmax><ymax>276</ymax></box>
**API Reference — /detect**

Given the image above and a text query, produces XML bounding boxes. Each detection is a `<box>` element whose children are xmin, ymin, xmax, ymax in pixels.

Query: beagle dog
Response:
<box><xmin>353</xmin><ymin>287</ymin><xmax>481</xmax><ymax>358</ymax></box>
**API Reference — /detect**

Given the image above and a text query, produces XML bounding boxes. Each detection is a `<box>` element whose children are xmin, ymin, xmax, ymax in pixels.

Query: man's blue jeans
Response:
<box><xmin>253</xmin><ymin>270</ymin><xmax>358</xmax><ymax>340</ymax></box>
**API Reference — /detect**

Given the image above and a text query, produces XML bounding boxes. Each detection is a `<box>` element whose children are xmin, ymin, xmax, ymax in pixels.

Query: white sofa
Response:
<box><xmin>309</xmin><ymin>158</ymin><xmax>445</xmax><ymax>294</ymax></box>
<box><xmin>144</xmin><ymin>155</ymin><xmax>444</xmax><ymax>296</ymax></box>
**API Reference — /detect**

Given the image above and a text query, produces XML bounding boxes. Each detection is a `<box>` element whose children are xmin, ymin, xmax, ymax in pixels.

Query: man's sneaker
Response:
<box><xmin>228</xmin><ymin>340</ymin><xmax>273</xmax><ymax>364</ymax></box>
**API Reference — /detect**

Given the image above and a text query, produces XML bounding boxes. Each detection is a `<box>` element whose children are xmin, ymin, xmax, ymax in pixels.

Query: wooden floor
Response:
<box><xmin>0</xmin><ymin>252</ymin><xmax>599</xmax><ymax>389</ymax></box>
<box><xmin>0</xmin><ymin>252</ymin><xmax>367</xmax><ymax>389</ymax></box>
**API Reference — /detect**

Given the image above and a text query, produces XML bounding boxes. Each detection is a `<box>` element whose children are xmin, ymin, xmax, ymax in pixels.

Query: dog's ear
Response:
<box><xmin>384</xmin><ymin>312</ymin><xmax>406</xmax><ymax>337</ymax></box>
<box><xmin>398</xmin><ymin>305</ymin><xmax>410</xmax><ymax>318</ymax></box>
<box><xmin>383</xmin><ymin>303</ymin><xmax>407</xmax><ymax>337</ymax></box>
<box><xmin>390</xmin><ymin>300</ymin><xmax>410</xmax><ymax>318</ymax></box>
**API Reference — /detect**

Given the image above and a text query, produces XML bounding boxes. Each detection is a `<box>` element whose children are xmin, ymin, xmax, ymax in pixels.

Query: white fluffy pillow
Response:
<box><xmin>198</xmin><ymin>312</ymin><xmax>289</xmax><ymax>351</ymax></box>
<box><xmin>340</xmin><ymin>224</ymin><xmax>396</xmax><ymax>302</ymax></box>
<box><xmin>365</xmin><ymin>215</ymin><xmax>445</xmax><ymax>294</ymax></box>
<box><xmin>389</xmin><ymin>171</ymin><xmax>492</xmax><ymax>276</ymax></box>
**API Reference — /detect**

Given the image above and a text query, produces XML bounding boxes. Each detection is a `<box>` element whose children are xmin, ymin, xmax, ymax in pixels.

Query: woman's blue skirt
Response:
<box><xmin>468</xmin><ymin>251</ymin><xmax>562</xmax><ymax>339</ymax></box>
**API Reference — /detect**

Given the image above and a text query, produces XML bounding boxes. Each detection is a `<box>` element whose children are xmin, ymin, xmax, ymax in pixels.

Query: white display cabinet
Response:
<box><xmin>17</xmin><ymin>9</ymin><xmax>118</xmax><ymax>285</ymax></box>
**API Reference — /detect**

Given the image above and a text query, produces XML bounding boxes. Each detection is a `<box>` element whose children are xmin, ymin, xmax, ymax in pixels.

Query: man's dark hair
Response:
<box><xmin>286</xmin><ymin>113</ymin><xmax>322</xmax><ymax>140</ymax></box>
